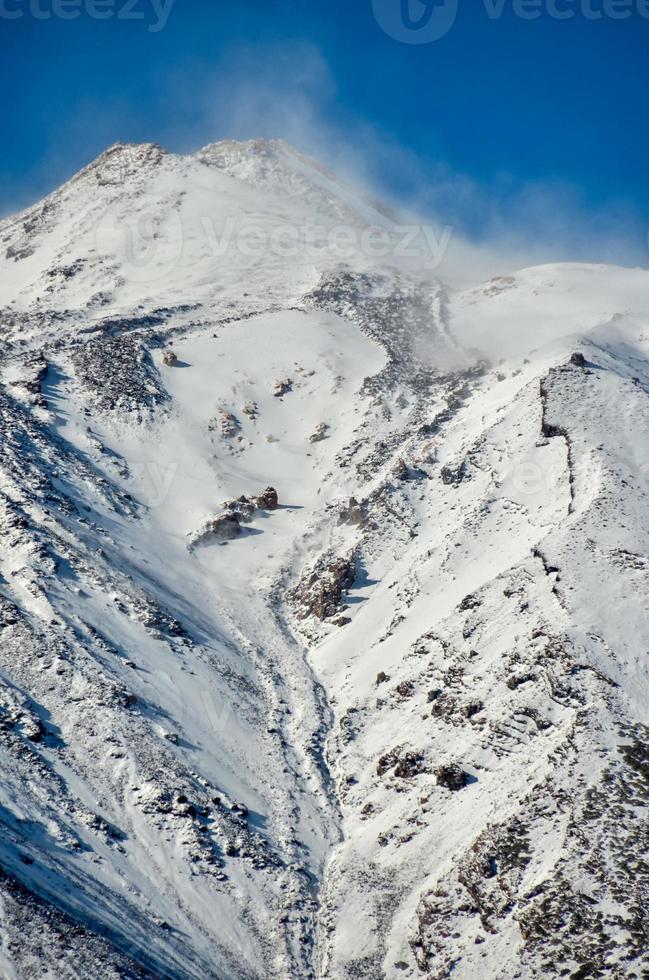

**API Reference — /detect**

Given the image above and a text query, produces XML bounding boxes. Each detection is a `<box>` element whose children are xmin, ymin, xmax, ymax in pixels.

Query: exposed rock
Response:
<box><xmin>292</xmin><ymin>554</ymin><xmax>356</xmax><ymax>621</ymax></box>
<box><xmin>377</xmin><ymin>746</ymin><xmax>426</xmax><ymax>780</ymax></box>
<box><xmin>189</xmin><ymin>489</ymin><xmax>280</xmax><ymax>547</ymax></box>
<box><xmin>506</xmin><ymin>672</ymin><xmax>538</xmax><ymax>691</ymax></box>
<box><xmin>222</xmin><ymin>495</ymin><xmax>256</xmax><ymax>523</ymax></box>
<box><xmin>570</xmin><ymin>351</ymin><xmax>587</xmax><ymax>367</ymax></box>
<box><xmin>309</xmin><ymin>422</ymin><xmax>329</xmax><ymax>443</ymax></box>
<box><xmin>394</xmin><ymin>752</ymin><xmax>426</xmax><ymax>779</ymax></box>
<box><xmin>462</xmin><ymin>701</ymin><xmax>484</xmax><ymax>720</ymax></box>
<box><xmin>332</xmin><ymin>615</ymin><xmax>351</xmax><ymax>627</ymax></box>
<box><xmin>71</xmin><ymin>333</ymin><xmax>168</xmax><ymax>412</ymax></box>
<box><xmin>435</xmin><ymin>764</ymin><xmax>470</xmax><ymax>792</ymax></box>
<box><xmin>191</xmin><ymin>512</ymin><xmax>242</xmax><ymax>547</ymax></box>
<box><xmin>441</xmin><ymin>462</ymin><xmax>468</xmax><ymax>486</ymax></box>
<box><xmin>430</xmin><ymin>694</ymin><xmax>458</xmax><ymax>722</ymax></box>
<box><xmin>394</xmin><ymin>458</ymin><xmax>410</xmax><ymax>481</ymax></box>
<box><xmin>339</xmin><ymin>496</ymin><xmax>365</xmax><ymax>526</ymax></box>
<box><xmin>458</xmin><ymin>593</ymin><xmax>481</xmax><ymax>612</ymax></box>
<box><xmin>273</xmin><ymin>379</ymin><xmax>292</xmax><ymax>397</ymax></box>
<box><xmin>254</xmin><ymin>486</ymin><xmax>279</xmax><ymax>510</ymax></box>
<box><xmin>376</xmin><ymin>672</ymin><xmax>390</xmax><ymax>686</ymax></box>
<box><xmin>377</xmin><ymin>746</ymin><xmax>402</xmax><ymax>777</ymax></box>
<box><xmin>219</xmin><ymin>412</ymin><xmax>240</xmax><ymax>438</ymax></box>
<box><xmin>163</xmin><ymin>349</ymin><xmax>178</xmax><ymax>367</ymax></box>
<box><xmin>395</xmin><ymin>681</ymin><xmax>415</xmax><ymax>700</ymax></box>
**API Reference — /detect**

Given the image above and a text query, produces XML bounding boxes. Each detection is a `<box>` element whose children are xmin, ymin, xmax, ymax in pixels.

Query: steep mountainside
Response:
<box><xmin>0</xmin><ymin>140</ymin><xmax>647</xmax><ymax>980</ymax></box>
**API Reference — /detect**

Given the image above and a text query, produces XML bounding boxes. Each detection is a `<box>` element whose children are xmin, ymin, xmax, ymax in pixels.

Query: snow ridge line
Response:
<box><xmin>539</xmin><ymin>371</ymin><xmax>576</xmax><ymax>514</ymax></box>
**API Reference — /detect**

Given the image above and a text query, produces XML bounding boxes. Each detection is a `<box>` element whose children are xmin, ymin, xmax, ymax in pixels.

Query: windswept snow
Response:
<box><xmin>0</xmin><ymin>139</ymin><xmax>647</xmax><ymax>979</ymax></box>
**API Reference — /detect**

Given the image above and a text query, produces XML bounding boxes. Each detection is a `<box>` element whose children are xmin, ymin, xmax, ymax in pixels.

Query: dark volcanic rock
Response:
<box><xmin>254</xmin><ymin>486</ymin><xmax>279</xmax><ymax>510</ymax></box>
<box><xmin>71</xmin><ymin>334</ymin><xmax>168</xmax><ymax>412</ymax></box>
<box><xmin>339</xmin><ymin>496</ymin><xmax>365</xmax><ymax>526</ymax></box>
<box><xmin>435</xmin><ymin>764</ymin><xmax>469</xmax><ymax>792</ymax></box>
<box><xmin>440</xmin><ymin>462</ymin><xmax>468</xmax><ymax>487</ymax></box>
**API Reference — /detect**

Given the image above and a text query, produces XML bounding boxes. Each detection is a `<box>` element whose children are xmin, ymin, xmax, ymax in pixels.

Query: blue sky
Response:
<box><xmin>2</xmin><ymin>0</ymin><xmax>648</xmax><ymax>264</ymax></box>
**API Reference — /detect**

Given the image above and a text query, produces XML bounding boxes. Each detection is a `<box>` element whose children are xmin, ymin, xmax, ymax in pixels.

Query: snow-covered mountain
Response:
<box><xmin>0</xmin><ymin>139</ymin><xmax>647</xmax><ymax>980</ymax></box>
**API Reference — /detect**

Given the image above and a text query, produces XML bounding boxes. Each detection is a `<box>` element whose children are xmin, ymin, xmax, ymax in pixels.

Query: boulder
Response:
<box><xmin>395</xmin><ymin>681</ymin><xmax>415</xmax><ymax>700</ymax></box>
<box><xmin>273</xmin><ymin>379</ymin><xmax>292</xmax><ymax>397</ymax></box>
<box><xmin>394</xmin><ymin>752</ymin><xmax>426</xmax><ymax>779</ymax></box>
<box><xmin>339</xmin><ymin>496</ymin><xmax>365</xmax><ymax>526</ymax></box>
<box><xmin>163</xmin><ymin>350</ymin><xmax>178</xmax><ymax>367</ymax></box>
<box><xmin>196</xmin><ymin>513</ymin><xmax>242</xmax><ymax>544</ymax></box>
<box><xmin>222</xmin><ymin>495</ymin><xmax>256</xmax><ymax>523</ymax></box>
<box><xmin>332</xmin><ymin>615</ymin><xmax>351</xmax><ymax>627</ymax></box>
<box><xmin>309</xmin><ymin>422</ymin><xmax>329</xmax><ymax>443</ymax></box>
<box><xmin>441</xmin><ymin>462</ymin><xmax>467</xmax><ymax>486</ymax></box>
<box><xmin>394</xmin><ymin>458</ymin><xmax>410</xmax><ymax>481</ymax></box>
<box><xmin>254</xmin><ymin>486</ymin><xmax>279</xmax><ymax>510</ymax></box>
<box><xmin>458</xmin><ymin>593</ymin><xmax>481</xmax><ymax>612</ymax></box>
<box><xmin>435</xmin><ymin>764</ymin><xmax>469</xmax><ymax>792</ymax></box>
<box><xmin>377</xmin><ymin>746</ymin><xmax>402</xmax><ymax>777</ymax></box>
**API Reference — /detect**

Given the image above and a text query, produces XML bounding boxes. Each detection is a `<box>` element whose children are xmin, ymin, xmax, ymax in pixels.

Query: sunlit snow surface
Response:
<box><xmin>0</xmin><ymin>140</ymin><xmax>646</xmax><ymax>979</ymax></box>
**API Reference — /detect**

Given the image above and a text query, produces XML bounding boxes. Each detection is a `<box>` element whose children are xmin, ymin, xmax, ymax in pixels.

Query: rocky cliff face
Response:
<box><xmin>0</xmin><ymin>140</ymin><xmax>647</xmax><ymax>979</ymax></box>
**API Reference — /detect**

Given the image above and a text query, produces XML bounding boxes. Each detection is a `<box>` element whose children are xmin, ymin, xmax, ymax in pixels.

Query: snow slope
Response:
<box><xmin>0</xmin><ymin>139</ymin><xmax>647</xmax><ymax>979</ymax></box>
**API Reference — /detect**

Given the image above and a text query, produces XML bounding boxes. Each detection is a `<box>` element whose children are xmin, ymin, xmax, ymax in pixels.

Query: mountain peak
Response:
<box><xmin>77</xmin><ymin>140</ymin><xmax>167</xmax><ymax>185</ymax></box>
<box><xmin>195</xmin><ymin>137</ymin><xmax>337</xmax><ymax>188</ymax></box>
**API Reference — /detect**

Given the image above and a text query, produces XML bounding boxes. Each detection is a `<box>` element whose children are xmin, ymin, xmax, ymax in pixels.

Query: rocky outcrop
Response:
<box><xmin>71</xmin><ymin>334</ymin><xmax>168</xmax><ymax>412</ymax></box>
<box><xmin>440</xmin><ymin>462</ymin><xmax>468</xmax><ymax>486</ymax></box>
<box><xmin>338</xmin><ymin>496</ymin><xmax>365</xmax><ymax>526</ymax></box>
<box><xmin>309</xmin><ymin>422</ymin><xmax>329</xmax><ymax>443</ymax></box>
<box><xmin>570</xmin><ymin>351</ymin><xmax>587</xmax><ymax>367</ymax></box>
<box><xmin>219</xmin><ymin>412</ymin><xmax>240</xmax><ymax>438</ymax></box>
<box><xmin>254</xmin><ymin>486</ymin><xmax>279</xmax><ymax>510</ymax></box>
<box><xmin>273</xmin><ymin>379</ymin><xmax>292</xmax><ymax>397</ymax></box>
<box><xmin>221</xmin><ymin>495</ymin><xmax>256</xmax><ymax>523</ymax></box>
<box><xmin>435</xmin><ymin>764</ymin><xmax>469</xmax><ymax>792</ymax></box>
<box><xmin>291</xmin><ymin>554</ymin><xmax>356</xmax><ymax>621</ymax></box>
<box><xmin>191</xmin><ymin>512</ymin><xmax>242</xmax><ymax>546</ymax></box>
<box><xmin>189</xmin><ymin>489</ymin><xmax>279</xmax><ymax>547</ymax></box>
